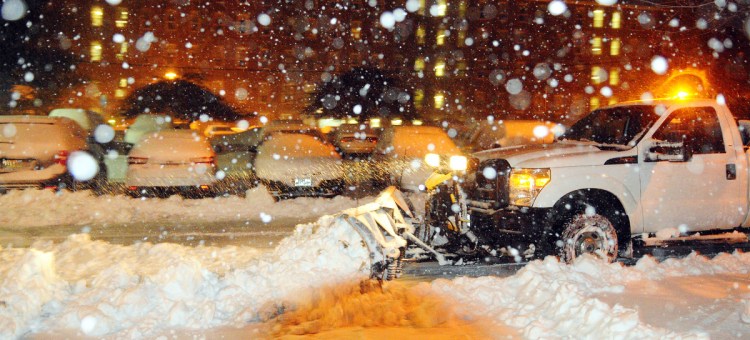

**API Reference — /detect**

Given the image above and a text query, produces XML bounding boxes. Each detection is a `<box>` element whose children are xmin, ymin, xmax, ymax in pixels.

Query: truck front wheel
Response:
<box><xmin>559</xmin><ymin>213</ymin><xmax>618</xmax><ymax>263</ymax></box>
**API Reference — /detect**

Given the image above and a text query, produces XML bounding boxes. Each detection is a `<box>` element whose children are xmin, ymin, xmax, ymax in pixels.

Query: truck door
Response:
<box><xmin>639</xmin><ymin>105</ymin><xmax>744</xmax><ymax>233</ymax></box>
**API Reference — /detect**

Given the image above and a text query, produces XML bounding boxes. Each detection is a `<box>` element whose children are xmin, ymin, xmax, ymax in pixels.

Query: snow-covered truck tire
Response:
<box><xmin>560</xmin><ymin>213</ymin><xmax>618</xmax><ymax>263</ymax></box>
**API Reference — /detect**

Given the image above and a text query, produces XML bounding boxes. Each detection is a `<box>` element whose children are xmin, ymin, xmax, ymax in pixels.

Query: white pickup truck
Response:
<box><xmin>465</xmin><ymin>99</ymin><xmax>750</xmax><ymax>262</ymax></box>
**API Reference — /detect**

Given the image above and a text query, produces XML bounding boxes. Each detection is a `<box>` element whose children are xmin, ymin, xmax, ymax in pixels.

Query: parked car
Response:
<box><xmin>254</xmin><ymin>131</ymin><xmax>345</xmax><ymax>200</ymax></box>
<box><xmin>462</xmin><ymin>119</ymin><xmax>561</xmax><ymax>152</ymax></box>
<box><xmin>209</xmin><ymin>128</ymin><xmax>263</xmax><ymax>195</ymax></box>
<box><xmin>209</xmin><ymin>120</ymin><xmax>332</xmax><ymax>196</ymax></box>
<box><xmin>203</xmin><ymin>124</ymin><xmax>239</xmax><ymax>137</ymax></box>
<box><xmin>372</xmin><ymin>125</ymin><xmax>464</xmax><ymax>192</ymax></box>
<box><xmin>331</xmin><ymin>123</ymin><xmax>379</xmax><ymax>158</ymax></box>
<box><xmin>49</xmin><ymin>108</ymin><xmax>106</xmax><ymax>132</ymax></box>
<box><xmin>49</xmin><ymin>108</ymin><xmax>118</xmax><ymax>189</ymax></box>
<box><xmin>124</xmin><ymin>114</ymin><xmax>173</xmax><ymax>145</ymax></box>
<box><xmin>0</xmin><ymin>115</ymin><xmax>93</xmax><ymax>192</ymax></box>
<box><xmin>125</xmin><ymin>129</ymin><xmax>217</xmax><ymax>198</ymax></box>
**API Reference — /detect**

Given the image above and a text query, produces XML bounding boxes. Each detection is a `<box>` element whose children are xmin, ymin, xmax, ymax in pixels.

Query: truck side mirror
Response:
<box><xmin>645</xmin><ymin>139</ymin><xmax>692</xmax><ymax>162</ymax></box>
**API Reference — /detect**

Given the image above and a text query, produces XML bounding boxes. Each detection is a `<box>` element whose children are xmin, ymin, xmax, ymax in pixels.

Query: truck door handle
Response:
<box><xmin>727</xmin><ymin>163</ymin><xmax>737</xmax><ymax>180</ymax></box>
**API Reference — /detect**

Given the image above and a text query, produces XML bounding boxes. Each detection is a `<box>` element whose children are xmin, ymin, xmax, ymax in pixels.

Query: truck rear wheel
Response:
<box><xmin>560</xmin><ymin>213</ymin><xmax>618</xmax><ymax>263</ymax></box>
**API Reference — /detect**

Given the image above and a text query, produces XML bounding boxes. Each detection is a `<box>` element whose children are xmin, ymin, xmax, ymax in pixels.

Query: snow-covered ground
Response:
<box><xmin>1</xmin><ymin>190</ymin><xmax>749</xmax><ymax>338</ymax></box>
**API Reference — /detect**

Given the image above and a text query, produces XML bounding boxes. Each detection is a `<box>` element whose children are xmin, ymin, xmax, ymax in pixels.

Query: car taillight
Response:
<box><xmin>191</xmin><ymin>156</ymin><xmax>215</xmax><ymax>165</ymax></box>
<box><xmin>128</xmin><ymin>156</ymin><xmax>148</xmax><ymax>165</ymax></box>
<box><xmin>54</xmin><ymin>151</ymin><xmax>69</xmax><ymax>166</ymax></box>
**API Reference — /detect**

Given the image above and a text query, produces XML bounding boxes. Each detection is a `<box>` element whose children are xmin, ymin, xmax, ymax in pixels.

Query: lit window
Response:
<box><xmin>591</xmin><ymin>37</ymin><xmax>602</xmax><ymax>55</ymax></box>
<box><xmin>119</xmin><ymin>78</ymin><xmax>128</xmax><ymax>88</ymax></box>
<box><xmin>610</xmin><ymin>38</ymin><xmax>621</xmax><ymax>56</ymax></box>
<box><xmin>434</xmin><ymin>92</ymin><xmax>445</xmax><ymax>108</ymax></box>
<box><xmin>414</xmin><ymin>57</ymin><xmax>425</xmax><ymax>71</ymax></box>
<box><xmin>457</xmin><ymin>29</ymin><xmax>466</xmax><ymax>47</ymax></box>
<box><xmin>435</xmin><ymin>0</ymin><xmax>447</xmax><ymax>17</ymax></box>
<box><xmin>609</xmin><ymin>68</ymin><xmax>620</xmax><ymax>86</ymax></box>
<box><xmin>457</xmin><ymin>61</ymin><xmax>467</xmax><ymax>77</ymax></box>
<box><xmin>459</xmin><ymin>1</ymin><xmax>467</xmax><ymax>17</ymax></box>
<box><xmin>414</xmin><ymin>89</ymin><xmax>424</xmax><ymax>108</ymax></box>
<box><xmin>608</xmin><ymin>97</ymin><xmax>618</xmax><ymax>105</ymax></box>
<box><xmin>419</xmin><ymin>0</ymin><xmax>427</xmax><ymax>15</ymax></box>
<box><xmin>351</xmin><ymin>21</ymin><xmax>362</xmax><ymax>40</ymax></box>
<box><xmin>115</xmin><ymin>89</ymin><xmax>127</xmax><ymax>98</ymax></box>
<box><xmin>91</xmin><ymin>6</ymin><xmax>104</xmax><ymax>27</ymax></box>
<box><xmin>434</xmin><ymin>59</ymin><xmax>445</xmax><ymax>77</ymax></box>
<box><xmin>590</xmin><ymin>97</ymin><xmax>600</xmax><ymax>109</ymax></box>
<box><xmin>115</xmin><ymin>9</ymin><xmax>128</xmax><ymax>28</ymax></box>
<box><xmin>591</xmin><ymin>66</ymin><xmax>602</xmax><ymax>84</ymax></box>
<box><xmin>611</xmin><ymin>11</ymin><xmax>621</xmax><ymax>29</ymax></box>
<box><xmin>416</xmin><ymin>25</ymin><xmax>425</xmax><ymax>45</ymax></box>
<box><xmin>90</xmin><ymin>41</ymin><xmax>102</xmax><ymax>62</ymax></box>
<box><xmin>593</xmin><ymin>9</ymin><xmax>604</xmax><ymax>28</ymax></box>
<box><xmin>436</xmin><ymin>30</ymin><xmax>445</xmax><ymax>45</ymax></box>
<box><xmin>120</xmin><ymin>42</ymin><xmax>128</xmax><ymax>54</ymax></box>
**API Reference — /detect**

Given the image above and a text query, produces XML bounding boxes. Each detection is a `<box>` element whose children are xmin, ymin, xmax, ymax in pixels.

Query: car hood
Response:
<box><xmin>472</xmin><ymin>142</ymin><xmax>633</xmax><ymax>168</ymax></box>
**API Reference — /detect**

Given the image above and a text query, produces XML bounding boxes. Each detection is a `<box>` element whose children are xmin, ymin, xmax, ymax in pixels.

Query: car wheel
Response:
<box><xmin>559</xmin><ymin>213</ymin><xmax>618</xmax><ymax>263</ymax></box>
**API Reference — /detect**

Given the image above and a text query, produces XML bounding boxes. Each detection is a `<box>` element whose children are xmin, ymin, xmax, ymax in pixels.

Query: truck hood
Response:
<box><xmin>473</xmin><ymin>142</ymin><xmax>634</xmax><ymax>168</ymax></box>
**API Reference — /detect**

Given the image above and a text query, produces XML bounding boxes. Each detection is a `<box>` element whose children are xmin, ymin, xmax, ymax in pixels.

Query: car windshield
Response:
<box><xmin>559</xmin><ymin>105</ymin><xmax>660</xmax><ymax>148</ymax></box>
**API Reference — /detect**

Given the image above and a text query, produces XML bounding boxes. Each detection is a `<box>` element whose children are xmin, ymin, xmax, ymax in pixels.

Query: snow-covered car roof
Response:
<box><xmin>129</xmin><ymin>129</ymin><xmax>213</xmax><ymax>160</ymax></box>
<box><xmin>375</xmin><ymin>125</ymin><xmax>462</xmax><ymax>158</ymax></box>
<box><xmin>0</xmin><ymin>115</ymin><xmax>88</xmax><ymax>160</ymax></box>
<box><xmin>258</xmin><ymin>132</ymin><xmax>340</xmax><ymax>158</ymax></box>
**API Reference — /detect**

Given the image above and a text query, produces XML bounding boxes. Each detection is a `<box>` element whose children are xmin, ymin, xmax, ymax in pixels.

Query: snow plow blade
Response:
<box><xmin>336</xmin><ymin>186</ymin><xmax>447</xmax><ymax>280</ymax></box>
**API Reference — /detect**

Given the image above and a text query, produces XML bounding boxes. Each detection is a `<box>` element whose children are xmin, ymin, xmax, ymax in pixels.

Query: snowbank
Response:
<box><xmin>430</xmin><ymin>253</ymin><xmax>750</xmax><ymax>339</ymax></box>
<box><xmin>0</xmin><ymin>215</ymin><xmax>371</xmax><ymax>338</ymax></box>
<box><xmin>0</xmin><ymin>188</ymin><xmax>367</xmax><ymax>228</ymax></box>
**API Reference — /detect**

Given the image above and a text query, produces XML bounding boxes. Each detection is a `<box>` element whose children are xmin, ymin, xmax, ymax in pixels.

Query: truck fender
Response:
<box><xmin>533</xmin><ymin>175</ymin><xmax>642</xmax><ymax>233</ymax></box>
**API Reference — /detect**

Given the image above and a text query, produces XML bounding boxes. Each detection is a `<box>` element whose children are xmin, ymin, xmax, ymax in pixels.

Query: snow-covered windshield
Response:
<box><xmin>559</xmin><ymin>105</ymin><xmax>660</xmax><ymax>148</ymax></box>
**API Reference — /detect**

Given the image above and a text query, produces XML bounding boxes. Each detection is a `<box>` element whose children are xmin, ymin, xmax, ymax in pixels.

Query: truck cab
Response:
<box><xmin>465</xmin><ymin>99</ymin><xmax>749</xmax><ymax>262</ymax></box>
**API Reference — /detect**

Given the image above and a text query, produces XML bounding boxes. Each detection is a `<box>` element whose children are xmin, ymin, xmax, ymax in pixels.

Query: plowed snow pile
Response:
<box><xmin>430</xmin><ymin>252</ymin><xmax>750</xmax><ymax>339</ymax></box>
<box><xmin>0</xmin><ymin>215</ymin><xmax>370</xmax><ymax>338</ymax></box>
<box><xmin>0</xmin><ymin>188</ymin><xmax>364</xmax><ymax>227</ymax></box>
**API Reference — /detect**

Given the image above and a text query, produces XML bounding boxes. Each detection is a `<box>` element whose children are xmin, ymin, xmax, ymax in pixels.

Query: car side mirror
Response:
<box><xmin>645</xmin><ymin>139</ymin><xmax>691</xmax><ymax>162</ymax></box>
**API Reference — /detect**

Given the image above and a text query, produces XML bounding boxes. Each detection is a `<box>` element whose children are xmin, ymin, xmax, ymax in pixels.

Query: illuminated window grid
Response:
<box><xmin>414</xmin><ymin>88</ymin><xmax>424</xmax><ymax>108</ymax></box>
<box><xmin>416</xmin><ymin>25</ymin><xmax>426</xmax><ymax>45</ymax></box>
<box><xmin>115</xmin><ymin>9</ymin><xmax>128</xmax><ymax>28</ymax></box>
<box><xmin>590</xmin><ymin>97</ymin><xmax>600</xmax><ymax>110</ymax></box>
<box><xmin>610</xmin><ymin>38</ymin><xmax>621</xmax><ymax>56</ymax></box>
<box><xmin>434</xmin><ymin>60</ymin><xmax>446</xmax><ymax>77</ymax></box>
<box><xmin>593</xmin><ymin>9</ymin><xmax>604</xmax><ymax>28</ymax></box>
<box><xmin>414</xmin><ymin>57</ymin><xmax>425</xmax><ymax>71</ymax></box>
<box><xmin>609</xmin><ymin>68</ymin><xmax>620</xmax><ymax>86</ymax></box>
<box><xmin>90</xmin><ymin>41</ymin><xmax>102</xmax><ymax>62</ymax></box>
<box><xmin>434</xmin><ymin>92</ymin><xmax>445</xmax><ymax>108</ymax></box>
<box><xmin>591</xmin><ymin>66</ymin><xmax>603</xmax><ymax>84</ymax></box>
<box><xmin>611</xmin><ymin>11</ymin><xmax>621</xmax><ymax>29</ymax></box>
<box><xmin>591</xmin><ymin>37</ymin><xmax>602</xmax><ymax>55</ymax></box>
<box><xmin>91</xmin><ymin>6</ymin><xmax>104</xmax><ymax>27</ymax></box>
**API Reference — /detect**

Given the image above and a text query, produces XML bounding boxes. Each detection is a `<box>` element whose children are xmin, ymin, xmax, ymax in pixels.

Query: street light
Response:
<box><xmin>164</xmin><ymin>71</ymin><xmax>178</xmax><ymax>80</ymax></box>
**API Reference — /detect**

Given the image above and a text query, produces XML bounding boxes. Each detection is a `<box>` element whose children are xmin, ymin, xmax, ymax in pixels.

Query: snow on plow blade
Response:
<box><xmin>336</xmin><ymin>186</ymin><xmax>446</xmax><ymax>280</ymax></box>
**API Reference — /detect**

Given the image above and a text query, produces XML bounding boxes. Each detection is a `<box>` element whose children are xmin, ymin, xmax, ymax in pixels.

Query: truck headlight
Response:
<box><xmin>509</xmin><ymin>168</ymin><xmax>551</xmax><ymax>206</ymax></box>
<box><xmin>449</xmin><ymin>155</ymin><xmax>467</xmax><ymax>171</ymax></box>
<box><xmin>425</xmin><ymin>153</ymin><xmax>441</xmax><ymax>167</ymax></box>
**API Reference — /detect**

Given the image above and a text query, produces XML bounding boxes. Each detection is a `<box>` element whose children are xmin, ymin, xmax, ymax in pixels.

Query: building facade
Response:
<box><xmin>42</xmin><ymin>0</ymin><xmax>740</xmax><ymax>125</ymax></box>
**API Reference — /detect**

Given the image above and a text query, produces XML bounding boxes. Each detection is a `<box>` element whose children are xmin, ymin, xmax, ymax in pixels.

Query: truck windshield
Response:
<box><xmin>560</xmin><ymin>105</ymin><xmax>660</xmax><ymax>148</ymax></box>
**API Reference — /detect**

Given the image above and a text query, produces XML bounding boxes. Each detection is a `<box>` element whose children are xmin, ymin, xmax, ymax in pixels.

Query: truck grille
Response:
<box><xmin>467</xmin><ymin>159</ymin><xmax>510</xmax><ymax>210</ymax></box>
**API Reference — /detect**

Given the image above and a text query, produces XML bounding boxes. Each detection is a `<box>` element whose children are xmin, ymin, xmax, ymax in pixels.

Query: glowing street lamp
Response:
<box><xmin>164</xmin><ymin>71</ymin><xmax>178</xmax><ymax>80</ymax></box>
